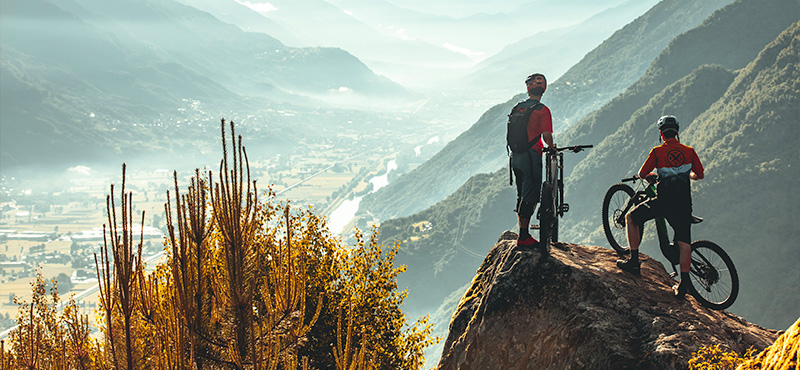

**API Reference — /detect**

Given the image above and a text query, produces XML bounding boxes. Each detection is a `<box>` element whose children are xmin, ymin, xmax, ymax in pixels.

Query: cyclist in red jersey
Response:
<box><xmin>616</xmin><ymin>115</ymin><xmax>705</xmax><ymax>298</ymax></box>
<box><xmin>511</xmin><ymin>73</ymin><xmax>555</xmax><ymax>248</ymax></box>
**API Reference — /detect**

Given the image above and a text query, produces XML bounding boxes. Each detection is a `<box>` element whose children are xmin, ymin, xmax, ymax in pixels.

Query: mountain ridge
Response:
<box><xmin>0</xmin><ymin>0</ymin><xmax>410</xmax><ymax>169</ymax></box>
<box><xmin>464</xmin><ymin>0</ymin><xmax>660</xmax><ymax>96</ymax></box>
<box><xmin>557</xmin><ymin>0</ymin><xmax>800</xmax><ymax>153</ymax></box>
<box><xmin>378</xmin><ymin>1</ymin><xmax>800</xmax><ymax>345</ymax></box>
<box><xmin>359</xmin><ymin>0</ymin><xmax>736</xmax><ymax>221</ymax></box>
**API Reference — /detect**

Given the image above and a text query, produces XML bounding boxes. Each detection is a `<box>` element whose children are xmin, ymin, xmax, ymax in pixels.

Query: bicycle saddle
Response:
<box><xmin>691</xmin><ymin>215</ymin><xmax>703</xmax><ymax>224</ymax></box>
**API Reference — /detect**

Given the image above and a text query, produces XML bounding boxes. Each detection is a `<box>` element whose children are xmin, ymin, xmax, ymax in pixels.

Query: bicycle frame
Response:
<box><xmin>618</xmin><ymin>178</ymin><xmax>681</xmax><ymax>270</ymax></box>
<box><xmin>543</xmin><ymin>150</ymin><xmax>567</xmax><ymax>218</ymax></box>
<box><xmin>537</xmin><ymin>144</ymin><xmax>592</xmax><ymax>244</ymax></box>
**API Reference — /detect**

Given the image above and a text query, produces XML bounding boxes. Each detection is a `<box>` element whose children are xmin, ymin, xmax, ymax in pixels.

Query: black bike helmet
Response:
<box><xmin>657</xmin><ymin>115</ymin><xmax>679</xmax><ymax>134</ymax></box>
<box><xmin>525</xmin><ymin>73</ymin><xmax>547</xmax><ymax>95</ymax></box>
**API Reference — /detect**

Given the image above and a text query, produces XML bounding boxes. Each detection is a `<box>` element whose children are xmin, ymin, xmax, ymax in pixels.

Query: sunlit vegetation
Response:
<box><xmin>0</xmin><ymin>119</ymin><xmax>436</xmax><ymax>369</ymax></box>
<box><xmin>688</xmin><ymin>344</ymin><xmax>756</xmax><ymax>370</ymax></box>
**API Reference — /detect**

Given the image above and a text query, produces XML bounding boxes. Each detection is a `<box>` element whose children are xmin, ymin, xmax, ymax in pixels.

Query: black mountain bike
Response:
<box><xmin>601</xmin><ymin>175</ymin><xmax>739</xmax><ymax>310</ymax></box>
<box><xmin>534</xmin><ymin>145</ymin><xmax>593</xmax><ymax>249</ymax></box>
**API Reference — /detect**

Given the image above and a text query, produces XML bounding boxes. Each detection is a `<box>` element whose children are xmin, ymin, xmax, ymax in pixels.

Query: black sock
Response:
<box><xmin>680</xmin><ymin>272</ymin><xmax>690</xmax><ymax>284</ymax></box>
<box><xmin>519</xmin><ymin>227</ymin><xmax>529</xmax><ymax>238</ymax></box>
<box><xmin>630</xmin><ymin>249</ymin><xmax>639</xmax><ymax>262</ymax></box>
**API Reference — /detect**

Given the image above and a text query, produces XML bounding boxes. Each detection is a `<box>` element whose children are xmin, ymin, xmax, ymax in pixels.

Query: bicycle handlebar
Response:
<box><xmin>550</xmin><ymin>144</ymin><xmax>593</xmax><ymax>153</ymax></box>
<box><xmin>621</xmin><ymin>174</ymin><xmax>658</xmax><ymax>183</ymax></box>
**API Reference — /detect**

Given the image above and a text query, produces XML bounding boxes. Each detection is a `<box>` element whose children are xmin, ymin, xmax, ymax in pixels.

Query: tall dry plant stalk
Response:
<box><xmin>95</xmin><ymin>163</ymin><xmax>144</xmax><ymax>369</ymax></box>
<box><xmin>164</xmin><ymin>168</ymin><xmax>212</xmax><ymax>368</ymax></box>
<box><xmin>0</xmin><ymin>340</ymin><xmax>12</xmax><ymax>370</ymax></box>
<box><xmin>335</xmin><ymin>303</ymin><xmax>374</xmax><ymax>370</ymax></box>
<box><xmin>209</xmin><ymin>120</ymin><xmax>261</xmax><ymax>364</ymax></box>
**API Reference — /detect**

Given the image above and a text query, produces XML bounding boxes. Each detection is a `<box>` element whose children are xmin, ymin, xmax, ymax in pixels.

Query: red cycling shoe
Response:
<box><xmin>517</xmin><ymin>235</ymin><xmax>539</xmax><ymax>247</ymax></box>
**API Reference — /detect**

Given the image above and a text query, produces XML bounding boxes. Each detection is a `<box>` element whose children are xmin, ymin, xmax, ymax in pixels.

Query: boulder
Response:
<box><xmin>437</xmin><ymin>231</ymin><xmax>779</xmax><ymax>369</ymax></box>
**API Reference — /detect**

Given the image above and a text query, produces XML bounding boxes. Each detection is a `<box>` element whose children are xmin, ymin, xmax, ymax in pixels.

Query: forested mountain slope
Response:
<box><xmin>558</xmin><ymin>0</ymin><xmax>800</xmax><ymax>157</ymax></box>
<box><xmin>381</xmin><ymin>5</ymin><xmax>799</xmax><ymax>337</ymax></box>
<box><xmin>386</xmin><ymin>21</ymin><xmax>799</xmax><ymax>334</ymax></box>
<box><xmin>560</xmin><ymin>20</ymin><xmax>800</xmax><ymax>330</ymax></box>
<box><xmin>681</xmin><ymin>21</ymin><xmax>800</xmax><ymax>328</ymax></box>
<box><xmin>359</xmin><ymin>0</ymin><xmax>735</xmax><ymax>221</ymax></box>
<box><xmin>546</xmin><ymin>0</ymin><xmax>736</xmax><ymax>128</ymax></box>
<box><xmin>379</xmin><ymin>169</ymin><xmax>513</xmax><ymax>312</ymax></box>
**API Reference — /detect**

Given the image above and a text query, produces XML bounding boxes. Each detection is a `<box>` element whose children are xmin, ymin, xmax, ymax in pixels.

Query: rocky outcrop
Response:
<box><xmin>436</xmin><ymin>231</ymin><xmax>779</xmax><ymax>370</ymax></box>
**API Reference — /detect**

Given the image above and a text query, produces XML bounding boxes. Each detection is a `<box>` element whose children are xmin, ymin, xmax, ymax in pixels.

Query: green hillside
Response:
<box><xmin>359</xmin><ymin>0</ymin><xmax>736</xmax><ymax>221</ymax></box>
<box><xmin>682</xmin><ymin>21</ymin><xmax>800</xmax><ymax>328</ymax></box>
<box><xmin>380</xmin><ymin>6</ymin><xmax>800</xmax><ymax>331</ymax></box>
<box><xmin>360</xmin><ymin>98</ymin><xmax>521</xmax><ymax>221</ymax></box>
<box><xmin>558</xmin><ymin>0</ymin><xmax>800</xmax><ymax>155</ymax></box>
<box><xmin>547</xmin><ymin>0</ymin><xmax>737</xmax><ymax>128</ymax></box>
<box><xmin>561</xmin><ymin>20</ymin><xmax>800</xmax><ymax>330</ymax></box>
<box><xmin>561</xmin><ymin>64</ymin><xmax>736</xmax><ymax>243</ymax></box>
<box><xmin>379</xmin><ymin>169</ymin><xmax>514</xmax><ymax>312</ymax></box>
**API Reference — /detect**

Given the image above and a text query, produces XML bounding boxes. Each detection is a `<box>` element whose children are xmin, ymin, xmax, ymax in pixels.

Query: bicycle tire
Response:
<box><xmin>553</xmin><ymin>181</ymin><xmax>560</xmax><ymax>243</ymax></box>
<box><xmin>688</xmin><ymin>240</ymin><xmax>739</xmax><ymax>310</ymax></box>
<box><xmin>539</xmin><ymin>182</ymin><xmax>555</xmax><ymax>246</ymax></box>
<box><xmin>602</xmin><ymin>183</ymin><xmax>634</xmax><ymax>256</ymax></box>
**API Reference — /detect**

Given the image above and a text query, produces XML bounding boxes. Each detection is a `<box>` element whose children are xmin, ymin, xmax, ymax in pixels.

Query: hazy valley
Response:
<box><xmin>1</xmin><ymin>0</ymin><xmax>798</xmax><ymax>368</ymax></box>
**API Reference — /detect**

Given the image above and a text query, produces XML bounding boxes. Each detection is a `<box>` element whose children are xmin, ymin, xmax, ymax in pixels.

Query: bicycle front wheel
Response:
<box><xmin>602</xmin><ymin>183</ymin><xmax>634</xmax><ymax>256</ymax></box>
<box><xmin>539</xmin><ymin>182</ymin><xmax>555</xmax><ymax>247</ymax></box>
<box><xmin>688</xmin><ymin>240</ymin><xmax>739</xmax><ymax>310</ymax></box>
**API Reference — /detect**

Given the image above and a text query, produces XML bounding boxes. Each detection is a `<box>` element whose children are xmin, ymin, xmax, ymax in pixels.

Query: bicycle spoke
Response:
<box><xmin>689</xmin><ymin>242</ymin><xmax>738</xmax><ymax>309</ymax></box>
<box><xmin>602</xmin><ymin>183</ymin><xmax>635</xmax><ymax>256</ymax></box>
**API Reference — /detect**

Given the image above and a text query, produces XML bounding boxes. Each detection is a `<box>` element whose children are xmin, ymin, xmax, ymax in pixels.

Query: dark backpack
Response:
<box><xmin>506</xmin><ymin>100</ymin><xmax>544</xmax><ymax>153</ymax></box>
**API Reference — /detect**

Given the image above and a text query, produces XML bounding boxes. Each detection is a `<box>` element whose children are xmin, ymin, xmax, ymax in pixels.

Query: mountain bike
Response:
<box><xmin>535</xmin><ymin>144</ymin><xmax>593</xmax><ymax>249</ymax></box>
<box><xmin>601</xmin><ymin>175</ymin><xmax>739</xmax><ymax>310</ymax></box>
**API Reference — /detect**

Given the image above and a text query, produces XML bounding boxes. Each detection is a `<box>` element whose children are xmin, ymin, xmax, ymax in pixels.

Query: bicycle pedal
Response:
<box><xmin>669</xmin><ymin>272</ymin><xmax>678</xmax><ymax>278</ymax></box>
<box><xmin>530</xmin><ymin>224</ymin><xmax>540</xmax><ymax>230</ymax></box>
<box><xmin>560</xmin><ymin>203</ymin><xmax>570</xmax><ymax>213</ymax></box>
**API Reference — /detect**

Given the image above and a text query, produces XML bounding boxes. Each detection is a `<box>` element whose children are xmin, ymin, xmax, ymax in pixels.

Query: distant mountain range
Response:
<box><xmin>463</xmin><ymin>0</ymin><xmax>660</xmax><ymax>95</ymax></box>
<box><xmin>359</xmin><ymin>0</ymin><xmax>737</xmax><ymax>222</ymax></box>
<box><xmin>0</xmin><ymin>0</ymin><xmax>409</xmax><ymax>168</ymax></box>
<box><xmin>219</xmin><ymin>0</ymin><xmax>644</xmax><ymax>88</ymax></box>
<box><xmin>378</xmin><ymin>0</ymin><xmax>800</xmax><ymax>335</ymax></box>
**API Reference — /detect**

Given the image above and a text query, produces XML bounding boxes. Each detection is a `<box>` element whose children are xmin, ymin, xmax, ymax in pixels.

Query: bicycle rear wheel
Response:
<box><xmin>688</xmin><ymin>240</ymin><xmax>739</xmax><ymax>310</ymax></box>
<box><xmin>602</xmin><ymin>183</ymin><xmax>634</xmax><ymax>256</ymax></box>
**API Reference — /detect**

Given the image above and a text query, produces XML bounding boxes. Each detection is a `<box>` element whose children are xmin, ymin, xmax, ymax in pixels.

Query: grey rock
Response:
<box><xmin>436</xmin><ymin>235</ymin><xmax>778</xmax><ymax>369</ymax></box>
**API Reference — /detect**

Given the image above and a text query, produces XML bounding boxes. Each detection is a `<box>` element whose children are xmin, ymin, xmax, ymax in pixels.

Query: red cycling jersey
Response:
<box><xmin>639</xmin><ymin>138</ymin><xmax>704</xmax><ymax>183</ymax></box>
<box><xmin>527</xmin><ymin>103</ymin><xmax>553</xmax><ymax>156</ymax></box>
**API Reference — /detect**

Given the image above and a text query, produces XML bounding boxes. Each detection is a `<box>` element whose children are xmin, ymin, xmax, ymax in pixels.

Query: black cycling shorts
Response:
<box><xmin>511</xmin><ymin>150</ymin><xmax>542</xmax><ymax>204</ymax></box>
<box><xmin>629</xmin><ymin>196</ymin><xmax>692</xmax><ymax>244</ymax></box>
